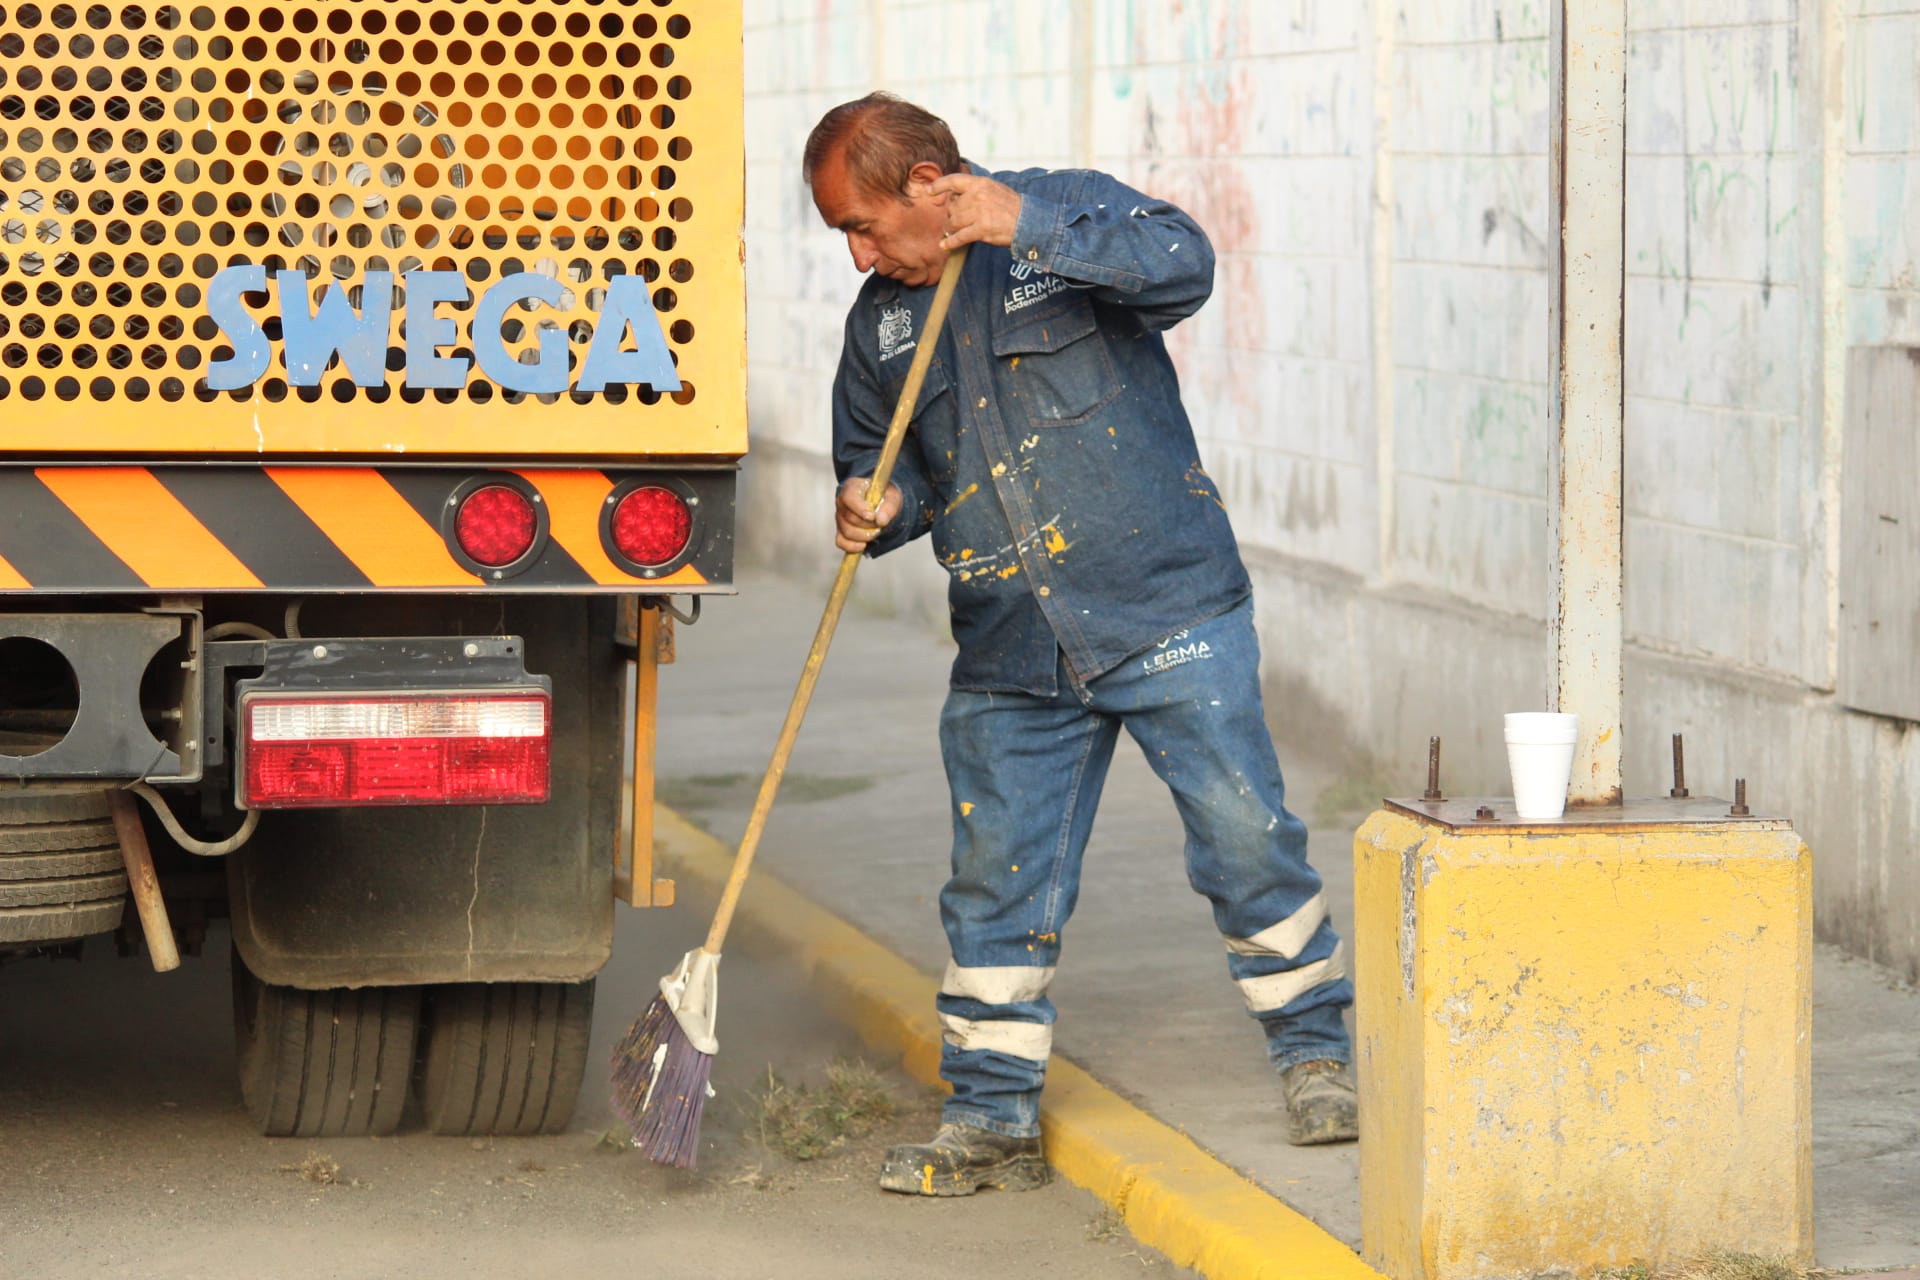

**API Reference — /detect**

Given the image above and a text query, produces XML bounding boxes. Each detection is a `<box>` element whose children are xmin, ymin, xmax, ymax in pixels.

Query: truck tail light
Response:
<box><xmin>240</xmin><ymin>693</ymin><xmax>551</xmax><ymax>809</ymax></box>
<box><xmin>608</xmin><ymin>485</ymin><xmax>692</xmax><ymax>567</ymax></box>
<box><xmin>453</xmin><ymin>483</ymin><xmax>540</xmax><ymax>568</ymax></box>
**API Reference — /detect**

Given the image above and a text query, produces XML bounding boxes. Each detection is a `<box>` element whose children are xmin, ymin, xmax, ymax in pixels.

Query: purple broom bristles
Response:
<box><xmin>609</xmin><ymin>993</ymin><xmax>714</xmax><ymax>1169</ymax></box>
<box><xmin>609</xmin><ymin>996</ymin><xmax>672</xmax><ymax>1110</ymax></box>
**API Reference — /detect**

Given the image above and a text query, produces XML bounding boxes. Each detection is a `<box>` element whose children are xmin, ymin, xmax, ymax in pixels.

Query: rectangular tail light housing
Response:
<box><xmin>239</xmin><ymin>691</ymin><xmax>551</xmax><ymax>809</ymax></box>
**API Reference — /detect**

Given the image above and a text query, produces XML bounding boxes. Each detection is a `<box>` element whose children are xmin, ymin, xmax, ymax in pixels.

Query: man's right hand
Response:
<box><xmin>835</xmin><ymin>476</ymin><xmax>903</xmax><ymax>554</ymax></box>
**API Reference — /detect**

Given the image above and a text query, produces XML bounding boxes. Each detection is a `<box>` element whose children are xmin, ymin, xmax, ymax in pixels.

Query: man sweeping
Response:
<box><xmin>804</xmin><ymin>93</ymin><xmax>1357</xmax><ymax>1197</ymax></box>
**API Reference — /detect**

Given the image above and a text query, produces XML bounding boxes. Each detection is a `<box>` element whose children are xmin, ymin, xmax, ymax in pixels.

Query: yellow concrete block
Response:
<box><xmin>1354</xmin><ymin>807</ymin><xmax>1812</xmax><ymax>1280</ymax></box>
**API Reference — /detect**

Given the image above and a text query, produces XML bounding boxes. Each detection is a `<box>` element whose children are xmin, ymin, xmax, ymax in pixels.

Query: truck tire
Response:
<box><xmin>232</xmin><ymin>951</ymin><xmax>421</xmax><ymax>1138</ymax></box>
<box><xmin>0</xmin><ymin>818</ymin><xmax>118</xmax><ymax>854</ymax></box>
<box><xmin>0</xmin><ymin>870</ymin><xmax>129</xmax><ymax>907</ymax></box>
<box><xmin>0</xmin><ymin>784</ymin><xmax>127</xmax><ymax>944</ymax></box>
<box><xmin>0</xmin><ymin>899</ymin><xmax>125</xmax><ymax>944</ymax></box>
<box><xmin>416</xmin><ymin>979</ymin><xmax>595</xmax><ymax>1136</ymax></box>
<box><xmin>0</xmin><ymin>782</ymin><xmax>113</xmax><ymax>825</ymax></box>
<box><xmin>0</xmin><ymin>846</ymin><xmax>124</xmax><ymax>880</ymax></box>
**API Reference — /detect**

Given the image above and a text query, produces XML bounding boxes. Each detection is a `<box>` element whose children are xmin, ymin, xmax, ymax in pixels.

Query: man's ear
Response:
<box><xmin>904</xmin><ymin>160</ymin><xmax>948</xmax><ymax>200</ymax></box>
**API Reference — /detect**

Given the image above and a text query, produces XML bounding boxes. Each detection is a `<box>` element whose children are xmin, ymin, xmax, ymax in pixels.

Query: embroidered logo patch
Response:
<box><xmin>878</xmin><ymin>303</ymin><xmax>916</xmax><ymax>363</ymax></box>
<box><xmin>1004</xmin><ymin>272</ymin><xmax>1068</xmax><ymax>315</ymax></box>
<box><xmin>1141</xmin><ymin>629</ymin><xmax>1214</xmax><ymax>676</ymax></box>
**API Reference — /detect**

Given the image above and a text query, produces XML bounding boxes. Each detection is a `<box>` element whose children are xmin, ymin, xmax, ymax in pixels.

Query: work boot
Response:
<box><xmin>1282</xmin><ymin>1058</ymin><xmax>1359</xmax><ymax>1145</ymax></box>
<box><xmin>877</xmin><ymin>1122</ymin><xmax>1050</xmax><ymax>1196</ymax></box>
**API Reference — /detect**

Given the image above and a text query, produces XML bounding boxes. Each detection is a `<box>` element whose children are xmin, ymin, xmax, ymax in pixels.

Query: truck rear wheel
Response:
<box><xmin>231</xmin><ymin>951</ymin><xmax>421</xmax><ymax>1137</ymax></box>
<box><xmin>416</xmin><ymin>980</ymin><xmax>595</xmax><ymax>1136</ymax></box>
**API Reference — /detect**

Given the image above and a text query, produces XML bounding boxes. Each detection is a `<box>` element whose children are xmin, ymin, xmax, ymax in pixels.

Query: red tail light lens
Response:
<box><xmin>241</xmin><ymin>693</ymin><xmax>551</xmax><ymax>808</ymax></box>
<box><xmin>454</xmin><ymin>484</ymin><xmax>539</xmax><ymax>567</ymax></box>
<box><xmin>609</xmin><ymin>485</ymin><xmax>692</xmax><ymax>567</ymax></box>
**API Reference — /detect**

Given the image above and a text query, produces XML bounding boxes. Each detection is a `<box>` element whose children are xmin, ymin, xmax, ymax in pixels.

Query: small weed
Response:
<box><xmin>1087</xmin><ymin>1207</ymin><xmax>1159</xmax><ymax>1267</ymax></box>
<box><xmin>753</xmin><ymin>1058</ymin><xmax>897</xmax><ymax>1161</ymax></box>
<box><xmin>1590</xmin><ymin>1255</ymin><xmax>1824</xmax><ymax>1280</ymax></box>
<box><xmin>593</xmin><ymin>1124</ymin><xmax>632</xmax><ymax>1153</ymax></box>
<box><xmin>1671</xmin><ymin>1255</ymin><xmax>1821</xmax><ymax>1280</ymax></box>
<box><xmin>276</xmin><ymin>1150</ymin><xmax>355</xmax><ymax>1188</ymax></box>
<box><xmin>822</xmin><ymin>1059</ymin><xmax>896</xmax><ymax>1125</ymax></box>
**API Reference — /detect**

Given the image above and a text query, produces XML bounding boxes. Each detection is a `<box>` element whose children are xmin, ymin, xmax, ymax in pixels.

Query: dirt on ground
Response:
<box><xmin>0</xmin><ymin>897</ymin><xmax>1186</xmax><ymax>1280</ymax></box>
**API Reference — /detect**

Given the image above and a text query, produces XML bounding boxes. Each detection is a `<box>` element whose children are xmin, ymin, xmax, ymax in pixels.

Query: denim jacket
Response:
<box><xmin>831</xmin><ymin>165</ymin><xmax>1251</xmax><ymax>696</ymax></box>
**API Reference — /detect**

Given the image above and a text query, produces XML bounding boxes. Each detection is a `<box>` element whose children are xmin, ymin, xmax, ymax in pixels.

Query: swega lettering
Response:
<box><xmin>203</xmin><ymin>268</ymin><xmax>682</xmax><ymax>394</ymax></box>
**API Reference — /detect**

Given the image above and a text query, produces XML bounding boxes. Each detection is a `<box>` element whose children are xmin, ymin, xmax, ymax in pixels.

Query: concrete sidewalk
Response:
<box><xmin>652</xmin><ymin>566</ymin><xmax>1920</xmax><ymax>1271</ymax></box>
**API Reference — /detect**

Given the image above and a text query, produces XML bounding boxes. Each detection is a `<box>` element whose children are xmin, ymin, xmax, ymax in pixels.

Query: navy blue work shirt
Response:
<box><xmin>831</xmin><ymin>164</ymin><xmax>1251</xmax><ymax>697</ymax></box>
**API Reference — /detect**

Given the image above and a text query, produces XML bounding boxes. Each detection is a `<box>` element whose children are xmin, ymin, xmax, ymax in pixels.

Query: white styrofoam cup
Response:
<box><xmin>1504</xmin><ymin>712</ymin><xmax>1578</xmax><ymax>819</ymax></box>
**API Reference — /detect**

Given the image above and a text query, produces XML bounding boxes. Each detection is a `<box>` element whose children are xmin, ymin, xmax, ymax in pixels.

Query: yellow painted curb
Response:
<box><xmin>656</xmin><ymin>805</ymin><xmax>1385</xmax><ymax>1280</ymax></box>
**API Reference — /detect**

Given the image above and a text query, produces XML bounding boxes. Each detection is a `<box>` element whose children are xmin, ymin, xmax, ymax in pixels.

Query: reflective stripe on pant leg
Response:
<box><xmin>1235</xmin><ymin>939</ymin><xmax>1347</xmax><ymax>1014</ymax></box>
<box><xmin>935</xmin><ymin>988</ymin><xmax>1056</xmax><ymax>1136</ymax></box>
<box><xmin>942</xmin><ymin>961</ymin><xmax>1057</xmax><ymax>1004</ymax></box>
<box><xmin>1223</xmin><ymin>908</ymin><xmax>1349</xmax><ymax>1027</ymax></box>
<box><xmin>1224</xmin><ymin>891</ymin><xmax>1327</xmax><ymax>960</ymax></box>
<box><xmin>936</xmin><ymin>1014</ymin><xmax>1055</xmax><ymax>1060</ymax></box>
<box><xmin>938</xmin><ymin>962</ymin><xmax>1058</xmax><ymax>1060</ymax></box>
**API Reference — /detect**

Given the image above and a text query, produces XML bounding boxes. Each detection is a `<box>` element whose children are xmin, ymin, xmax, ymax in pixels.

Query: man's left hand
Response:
<box><xmin>930</xmin><ymin>173</ymin><xmax>1022</xmax><ymax>251</ymax></box>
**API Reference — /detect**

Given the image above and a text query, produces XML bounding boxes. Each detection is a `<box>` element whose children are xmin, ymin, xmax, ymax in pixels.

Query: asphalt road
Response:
<box><xmin>0</xmin><ymin>877</ymin><xmax>1186</xmax><ymax>1279</ymax></box>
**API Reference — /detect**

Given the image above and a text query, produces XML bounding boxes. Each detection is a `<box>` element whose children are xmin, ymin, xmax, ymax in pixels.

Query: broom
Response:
<box><xmin>610</xmin><ymin>244</ymin><xmax>971</xmax><ymax>1167</ymax></box>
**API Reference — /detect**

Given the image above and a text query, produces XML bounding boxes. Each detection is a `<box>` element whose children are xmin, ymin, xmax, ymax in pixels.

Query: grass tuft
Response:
<box><xmin>277</xmin><ymin>1150</ymin><xmax>343</xmax><ymax>1186</ymax></box>
<box><xmin>1590</xmin><ymin>1253</ymin><xmax>1824</xmax><ymax>1280</ymax></box>
<box><xmin>752</xmin><ymin>1058</ymin><xmax>897</xmax><ymax>1161</ymax></box>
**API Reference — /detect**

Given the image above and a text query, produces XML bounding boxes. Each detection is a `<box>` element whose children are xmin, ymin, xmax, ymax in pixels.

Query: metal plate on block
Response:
<box><xmin>1385</xmin><ymin>796</ymin><xmax>1788</xmax><ymax>832</ymax></box>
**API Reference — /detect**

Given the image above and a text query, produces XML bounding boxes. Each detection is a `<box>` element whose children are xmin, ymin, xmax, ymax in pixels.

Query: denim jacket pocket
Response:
<box><xmin>990</xmin><ymin>294</ymin><xmax>1121</xmax><ymax>429</ymax></box>
<box><xmin>883</xmin><ymin>356</ymin><xmax>959</xmax><ymax>484</ymax></box>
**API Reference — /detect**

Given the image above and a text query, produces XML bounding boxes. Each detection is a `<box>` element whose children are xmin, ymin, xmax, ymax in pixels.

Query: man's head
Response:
<box><xmin>804</xmin><ymin>93</ymin><xmax>961</xmax><ymax>287</ymax></box>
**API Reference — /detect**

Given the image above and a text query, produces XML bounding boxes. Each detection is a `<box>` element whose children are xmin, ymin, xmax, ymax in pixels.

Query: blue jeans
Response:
<box><xmin>934</xmin><ymin>599</ymin><xmax>1353</xmax><ymax>1138</ymax></box>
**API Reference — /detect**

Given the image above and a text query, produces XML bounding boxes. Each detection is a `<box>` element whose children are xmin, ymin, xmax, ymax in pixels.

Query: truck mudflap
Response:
<box><xmin>227</xmin><ymin>595</ymin><xmax>621</xmax><ymax>989</ymax></box>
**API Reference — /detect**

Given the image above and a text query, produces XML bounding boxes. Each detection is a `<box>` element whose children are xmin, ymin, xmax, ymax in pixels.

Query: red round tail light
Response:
<box><xmin>454</xmin><ymin>483</ymin><xmax>539</xmax><ymax>567</ymax></box>
<box><xmin>609</xmin><ymin>485</ymin><xmax>693</xmax><ymax>567</ymax></box>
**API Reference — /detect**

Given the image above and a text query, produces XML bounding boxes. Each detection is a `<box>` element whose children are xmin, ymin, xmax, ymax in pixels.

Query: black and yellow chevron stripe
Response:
<box><xmin>0</xmin><ymin>466</ymin><xmax>733</xmax><ymax>593</ymax></box>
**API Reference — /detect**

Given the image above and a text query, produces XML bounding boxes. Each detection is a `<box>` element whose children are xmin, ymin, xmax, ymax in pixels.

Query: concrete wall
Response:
<box><xmin>736</xmin><ymin>0</ymin><xmax>1920</xmax><ymax>981</ymax></box>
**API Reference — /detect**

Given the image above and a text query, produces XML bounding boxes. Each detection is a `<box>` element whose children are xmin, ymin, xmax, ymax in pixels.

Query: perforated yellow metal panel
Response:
<box><xmin>0</xmin><ymin>0</ymin><xmax>743</xmax><ymax>457</ymax></box>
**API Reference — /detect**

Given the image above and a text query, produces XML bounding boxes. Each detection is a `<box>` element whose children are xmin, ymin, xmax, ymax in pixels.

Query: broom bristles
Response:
<box><xmin>609</xmin><ymin>992</ymin><xmax>714</xmax><ymax>1168</ymax></box>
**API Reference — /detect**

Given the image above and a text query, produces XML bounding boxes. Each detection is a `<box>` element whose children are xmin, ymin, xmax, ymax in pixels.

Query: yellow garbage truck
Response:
<box><xmin>0</xmin><ymin>0</ymin><xmax>742</xmax><ymax>1138</ymax></box>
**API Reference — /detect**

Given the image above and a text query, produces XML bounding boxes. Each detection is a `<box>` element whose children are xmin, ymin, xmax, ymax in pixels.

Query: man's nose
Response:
<box><xmin>847</xmin><ymin>234</ymin><xmax>879</xmax><ymax>273</ymax></box>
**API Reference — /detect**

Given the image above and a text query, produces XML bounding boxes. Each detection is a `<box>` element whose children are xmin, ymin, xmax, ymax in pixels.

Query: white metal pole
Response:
<box><xmin>1548</xmin><ymin>0</ymin><xmax>1627</xmax><ymax>806</ymax></box>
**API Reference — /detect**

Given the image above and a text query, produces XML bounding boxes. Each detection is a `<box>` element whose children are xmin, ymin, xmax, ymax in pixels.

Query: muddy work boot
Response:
<box><xmin>1282</xmin><ymin>1058</ymin><xmax>1359</xmax><ymax>1146</ymax></box>
<box><xmin>877</xmin><ymin>1122</ymin><xmax>1050</xmax><ymax>1196</ymax></box>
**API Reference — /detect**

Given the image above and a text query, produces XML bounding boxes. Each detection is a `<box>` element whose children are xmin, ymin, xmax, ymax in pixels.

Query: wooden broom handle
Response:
<box><xmin>702</xmin><ymin>245</ymin><xmax>970</xmax><ymax>954</ymax></box>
